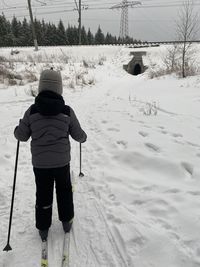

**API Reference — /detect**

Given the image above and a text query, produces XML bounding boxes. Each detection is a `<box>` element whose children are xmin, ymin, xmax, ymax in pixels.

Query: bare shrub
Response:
<box><xmin>0</xmin><ymin>65</ymin><xmax>9</xmax><ymax>77</ymax></box>
<box><xmin>57</xmin><ymin>54</ymin><xmax>70</xmax><ymax>63</ymax></box>
<box><xmin>8</xmin><ymin>79</ymin><xmax>17</xmax><ymax>86</ymax></box>
<box><xmin>15</xmin><ymin>74</ymin><xmax>23</xmax><ymax>80</ymax></box>
<box><xmin>162</xmin><ymin>44</ymin><xmax>199</xmax><ymax>77</ymax></box>
<box><xmin>59</xmin><ymin>48</ymin><xmax>70</xmax><ymax>63</ymax></box>
<box><xmin>68</xmin><ymin>79</ymin><xmax>75</xmax><ymax>89</ymax></box>
<box><xmin>143</xmin><ymin>102</ymin><xmax>158</xmax><ymax>116</ymax></box>
<box><xmin>83</xmin><ymin>59</ymin><xmax>96</xmax><ymax>69</ymax></box>
<box><xmin>24</xmin><ymin>70</ymin><xmax>38</xmax><ymax>83</ymax></box>
<box><xmin>98</xmin><ymin>55</ymin><xmax>107</xmax><ymax>65</ymax></box>
<box><xmin>27</xmin><ymin>55</ymin><xmax>35</xmax><ymax>63</ymax></box>
<box><xmin>11</xmin><ymin>49</ymin><xmax>20</xmax><ymax>55</ymax></box>
<box><xmin>83</xmin><ymin>59</ymin><xmax>89</xmax><ymax>68</ymax></box>
<box><xmin>0</xmin><ymin>65</ymin><xmax>20</xmax><ymax>82</ymax></box>
<box><xmin>7</xmin><ymin>72</ymin><xmax>23</xmax><ymax>81</ymax></box>
<box><xmin>163</xmin><ymin>45</ymin><xmax>180</xmax><ymax>72</ymax></box>
<box><xmin>0</xmin><ymin>56</ymin><xmax>6</xmax><ymax>62</ymax></box>
<box><xmin>149</xmin><ymin>44</ymin><xmax>199</xmax><ymax>79</ymax></box>
<box><xmin>25</xmin><ymin>85</ymin><xmax>38</xmax><ymax>97</ymax></box>
<box><xmin>74</xmin><ymin>68</ymin><xmax>89</xmax><ymax>84</ymax></box>
<box><xmin>88</xmin><ymin>77</ymin><xmax>95</xmax><ymax>85</ymax></box>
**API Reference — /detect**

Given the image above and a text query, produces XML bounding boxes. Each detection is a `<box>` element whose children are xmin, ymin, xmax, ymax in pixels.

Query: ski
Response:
<box><xmin>41</xmin><ymin>240</ymin><xmax>48</xmax><ymax>267</ymax></box>
<box><xmin>61</xmin><ymin>233</ymin><xmax>70</xmax><ymax>267</ymax></box>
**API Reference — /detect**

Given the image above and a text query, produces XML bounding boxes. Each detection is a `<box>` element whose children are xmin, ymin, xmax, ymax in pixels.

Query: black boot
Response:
<box><xmin>39</xmin><ymin>229</ymin><xmax>49</xmax><ymax>241</ymax></box>
<box><xmin>62</xmin><ymin>219</ymin><xmax>73</xmax><ymax>233</ymax></box>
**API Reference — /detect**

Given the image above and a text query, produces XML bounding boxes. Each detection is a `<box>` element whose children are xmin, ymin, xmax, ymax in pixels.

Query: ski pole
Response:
<box><xmin>79</xmin><ymin>143</ymin><xmax>84</xmax><ymax>177</ymax></box>
<box><xmin>3</xmin><ymin>140</ymin><xmax>20</xmax><ymax>252</ymax></box>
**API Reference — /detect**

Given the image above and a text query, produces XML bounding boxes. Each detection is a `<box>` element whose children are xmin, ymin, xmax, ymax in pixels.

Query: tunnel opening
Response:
<box><xmin>133</xmin><ymin>63</ymin><xmax>142</xmax><ymax>75</ymax></box>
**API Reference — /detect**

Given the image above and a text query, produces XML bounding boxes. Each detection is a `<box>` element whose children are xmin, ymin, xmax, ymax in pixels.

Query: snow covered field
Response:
<box><xmin>1</xmin><ymin>45</ymin><xmax>200</xmax><ymax>266</ymax></box>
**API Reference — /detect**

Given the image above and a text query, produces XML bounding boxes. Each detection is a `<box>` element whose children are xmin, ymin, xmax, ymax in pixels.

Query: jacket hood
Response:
<box><xmin>35</xmin><ymin>90</ymin><xmax>65</xmax><ymax>116</ymax></box>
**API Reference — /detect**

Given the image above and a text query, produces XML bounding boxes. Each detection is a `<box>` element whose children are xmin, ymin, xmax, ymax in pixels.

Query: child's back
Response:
<box><xmin>14</xmin><ymin>69</ymin><xmax>87</xmax><ymax>240</ymax></box>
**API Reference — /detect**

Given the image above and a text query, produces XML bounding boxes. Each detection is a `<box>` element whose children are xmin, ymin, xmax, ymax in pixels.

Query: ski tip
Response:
<box><xmin>3</xmin><ymin>244</ymin><xmax>12</xmax><ymax>252</ymax></box>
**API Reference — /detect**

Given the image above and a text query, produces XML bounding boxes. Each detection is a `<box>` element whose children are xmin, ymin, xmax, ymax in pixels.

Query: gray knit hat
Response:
<box><xmin>38</xmin><ymin>69</ymin><xmax>63</xmax><ymax>95</ymax></box>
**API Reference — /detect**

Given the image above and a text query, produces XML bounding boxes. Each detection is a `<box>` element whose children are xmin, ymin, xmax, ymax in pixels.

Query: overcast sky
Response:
<box><xmin>0</xmin><ymin>0</ymin><xmax>200</xmax><ymax>41</ymax></box>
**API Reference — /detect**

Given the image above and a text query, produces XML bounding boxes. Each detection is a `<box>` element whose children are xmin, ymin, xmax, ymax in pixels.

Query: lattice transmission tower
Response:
<box><xmin>111</xmin><ymin>1</ymin><xmax>141</xmax><ymax>40</ymax></box>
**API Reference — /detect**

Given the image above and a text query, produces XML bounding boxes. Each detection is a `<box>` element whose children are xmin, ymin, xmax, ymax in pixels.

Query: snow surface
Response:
<box><xmin>1</xmin><ymin>45</ymin><xmax>200</xmax><ymax>266</ymax></box>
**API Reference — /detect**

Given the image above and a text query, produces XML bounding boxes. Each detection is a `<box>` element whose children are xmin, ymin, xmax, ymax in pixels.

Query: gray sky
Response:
<box><xmin>0</xmin><ymin>0</ymin><xmax>200</xmax><ymax>41</ymax></box>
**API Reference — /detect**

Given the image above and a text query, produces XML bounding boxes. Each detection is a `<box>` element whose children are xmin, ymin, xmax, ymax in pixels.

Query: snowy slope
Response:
<box><xmin>1</xmin><ymin>45</ymin><xmax>200</xmax><ymax>267</ymax></box>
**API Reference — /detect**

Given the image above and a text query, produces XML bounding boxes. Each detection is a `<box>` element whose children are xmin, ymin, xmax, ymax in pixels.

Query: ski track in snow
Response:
<box><xmin>1</xmin><ymin>46</ymin><xmax>200</xmax><ymax>266</ymax></box>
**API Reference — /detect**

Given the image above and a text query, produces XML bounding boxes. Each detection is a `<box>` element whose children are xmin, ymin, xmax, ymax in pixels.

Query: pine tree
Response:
<box><xmin>41</xmin><ymin>19</ymin><xmax>49</xmax><ymax>46</ymax></box>
<box><xmin>118</xmin><ymin>36</ymin><xmax>123</xmax><ymax>44</ymax></box>
<box><xmin>47</xmin><ymin>23</ymin><xmax>58</xmax><ymax>45</ymax></box>
<box><xmin>0</xmin><ymin>14</ymin><xmax>130</xmax><ymax>47</ymax></box>
<box><xmin>87</xmin><ymin>28</ymin><xmax>94</xmax><ymax>45</ymax></box>
<box><xmin>57</xmin><ymin>20</ymin><xmax>67</xmax><ymax>45</ymax></box>
<box><xmin>66</xmin><ymin>25</ymin><xmax>72</xmax><ymax>45</ymax></box>
<box><xmin>113</xmin><ymin>36</ymin><xmax>118</xmax><ymax>44</ymax></box>
<box><xmin>0</xmin><ymin>13</ymin><xmax>12</xmax><ymax>46</ymax></box>
<box><xmin>66</xmin><ymin>26</ymin><xmax>78</xmax><ymax>45</ymax></box>
<box><xmin>105</xmin><ymin>33</ymin><xmax>115</xmax><ymax>44</ymax></box>
<box><xmin>95</xmin><ymin>26</ymin><xmax>105</xmax><ymax>44</ymax></box>
<box><xmin>72</xmin><ymin>26</ymin><xmax>79</xmax><ymax>45</ymax></box>
<box><xmin>34</xmin><ymin>18</ymin><xmax>43</xmax><ymax>45</ymax></box>
<box><xmin>81</xmin><ymin>26</ymin><xmax>88</xmax><ymax>45</ymax></box>
<box><xmin>11</xmin><ymin>16</ymin><xmax>23</xmax><ymax>46</ymax></box>
<box><xmin>21</xmin><ymin>18</ymin><xmax>32</xmax><ymax>46</ymax></box>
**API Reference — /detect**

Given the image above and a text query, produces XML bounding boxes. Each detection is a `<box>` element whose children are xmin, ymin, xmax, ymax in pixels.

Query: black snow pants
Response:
<box><xmin>33</xmin><ymin>164</ymin><xmax>74</xmax><ymax>230</ymax></box>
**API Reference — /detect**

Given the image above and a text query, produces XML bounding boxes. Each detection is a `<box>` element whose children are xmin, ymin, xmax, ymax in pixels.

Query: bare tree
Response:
<box><xmin>163</xmin><ymin>44</ymin><xmax>179</xmax><ymax>73</ymax></box>
<box><xmin>176</xmin><ymin>0</ymin><xmax>199</xmax><ymax>77</ymax></box>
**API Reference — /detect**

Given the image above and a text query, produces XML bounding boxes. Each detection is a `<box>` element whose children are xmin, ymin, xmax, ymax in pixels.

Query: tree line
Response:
<box><xmin>0</xmin><ymin>14</ymin><xmax>139</xmax><ymax>47</ymax></box>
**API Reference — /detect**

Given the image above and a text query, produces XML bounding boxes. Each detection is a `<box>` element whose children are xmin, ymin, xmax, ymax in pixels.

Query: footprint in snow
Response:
<box><xmin>109</xmin><ymin>194</ymin><xmax>116</xmax><ymax>201</ymax></box>
<box><xmin>132</xmin><ymin>199</ymin><xmax>146</xmax><ymax>206</ymax></box>
<box><xmin>116</xmin><ymin>140</ymin><xmax>127</xmax><ymax>149</ymax></box>
<box><xmin>187</xmin><ymin>191</ymin><xmax>200</xmax><ymax>196</ymax></box>
<box><xmin>187</xmin><ymin>141</ymin><xmax>200</xmax><ymax>148</ymax></box>
<box><xmin>148</xmin><ymin>199</ymin><xmax>177</xmax><ymax>218</ymax></box>
<box><xmin>161</xmin><ymin>130</ymin><xmax>168</xmax><ymax>134</ymax></box>
<box><xmin>173</xmin><ymin>139</ymin><xmax>184</xmax><ymax>145</ymax></box>
<box><xmin>171</xmin><ymin>133</ymin><xmax>183</xmax><ymax>138</ymax></box>
<box><xmin>145</xmin><ymin>143</ymin><xmax>160</xmax><ymax>153</ymax></box>
<box><xmin>138</xmin><ymin>131</ymin><xmax>148</xmax><ymax>137</ymax></box>
<box><xmin>157</xmin><ymin>126</ymin><xmax>165</xmax><ymax>129</ymax></box>
<box><xmin>181</xmin><ymin>161</ymin><xmax>193</xmax><ymax>176</ymax></box>
<box><xmin>0</xmin><ymin>192</ymin><xmax>7</xmax><ymax>207</ymax></box>
<box><xmin>155</xmin><ymin>218</ymin><xmax>173</xmax><ymax>230</ymax></box>
<box><xmin>164</xmin><ymin>188</ymin><xmax>181</xmax><ymax>194</ymax></box>
<box><xmin>107</xmin><ymin>213</ymin><xmax>122</xmax><ymax>224</ymax></box>
<box><xmin>4</xmin><ymin>153</ymin><xmax>11</xmax><ymax>159</ymax></box>
<box><xmin>143</xmin><ymin>125</ymin><xmax>151</xmax><ymax>129</ymax></box>
<box><xmin>141</xmin><ymin>185</ymin><xmax>158</xmax><ymax>192</ymax></box>
<box><xmin>107</xmin><ymin>127</ymin><xmax>120</xmax><ymax>132</ymax></box>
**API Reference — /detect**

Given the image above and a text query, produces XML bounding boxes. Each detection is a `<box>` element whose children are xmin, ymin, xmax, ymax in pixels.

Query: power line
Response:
<box><xmin>3</xmin><ymin>2</ymin><xmax>200</xmax><ymax>17</ymax></box>
<box><xmin>2</xmin><ymin>0</ymin><xmax>200</xmax><ymax>13</ymax></box>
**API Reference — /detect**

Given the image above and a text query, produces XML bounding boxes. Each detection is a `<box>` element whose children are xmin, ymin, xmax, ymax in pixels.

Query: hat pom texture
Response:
<box><xmin>38</xmin><ymin>69</ymin><xmax>63</xmax><ymax>95</ymax></box>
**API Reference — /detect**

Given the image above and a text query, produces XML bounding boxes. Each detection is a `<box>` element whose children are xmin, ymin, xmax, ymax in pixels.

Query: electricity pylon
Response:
<box><xmin>111</xmin><ymin>1</ymin><xmax>141</xmax><ymax>40</ymax></box>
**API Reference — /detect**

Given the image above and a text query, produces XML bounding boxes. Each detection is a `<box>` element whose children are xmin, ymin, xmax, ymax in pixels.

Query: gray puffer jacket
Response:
<box><xmin>14</xmin><ymin>91</ymin><xmax>87</xmax><ymax>168</ymax></box>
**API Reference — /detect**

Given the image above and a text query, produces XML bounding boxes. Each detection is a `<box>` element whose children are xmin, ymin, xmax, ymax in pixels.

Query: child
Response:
<box><xmin>14</xmin><ymin>69</ymin><xmax>87</xmax><ymax>241</ymax></box>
